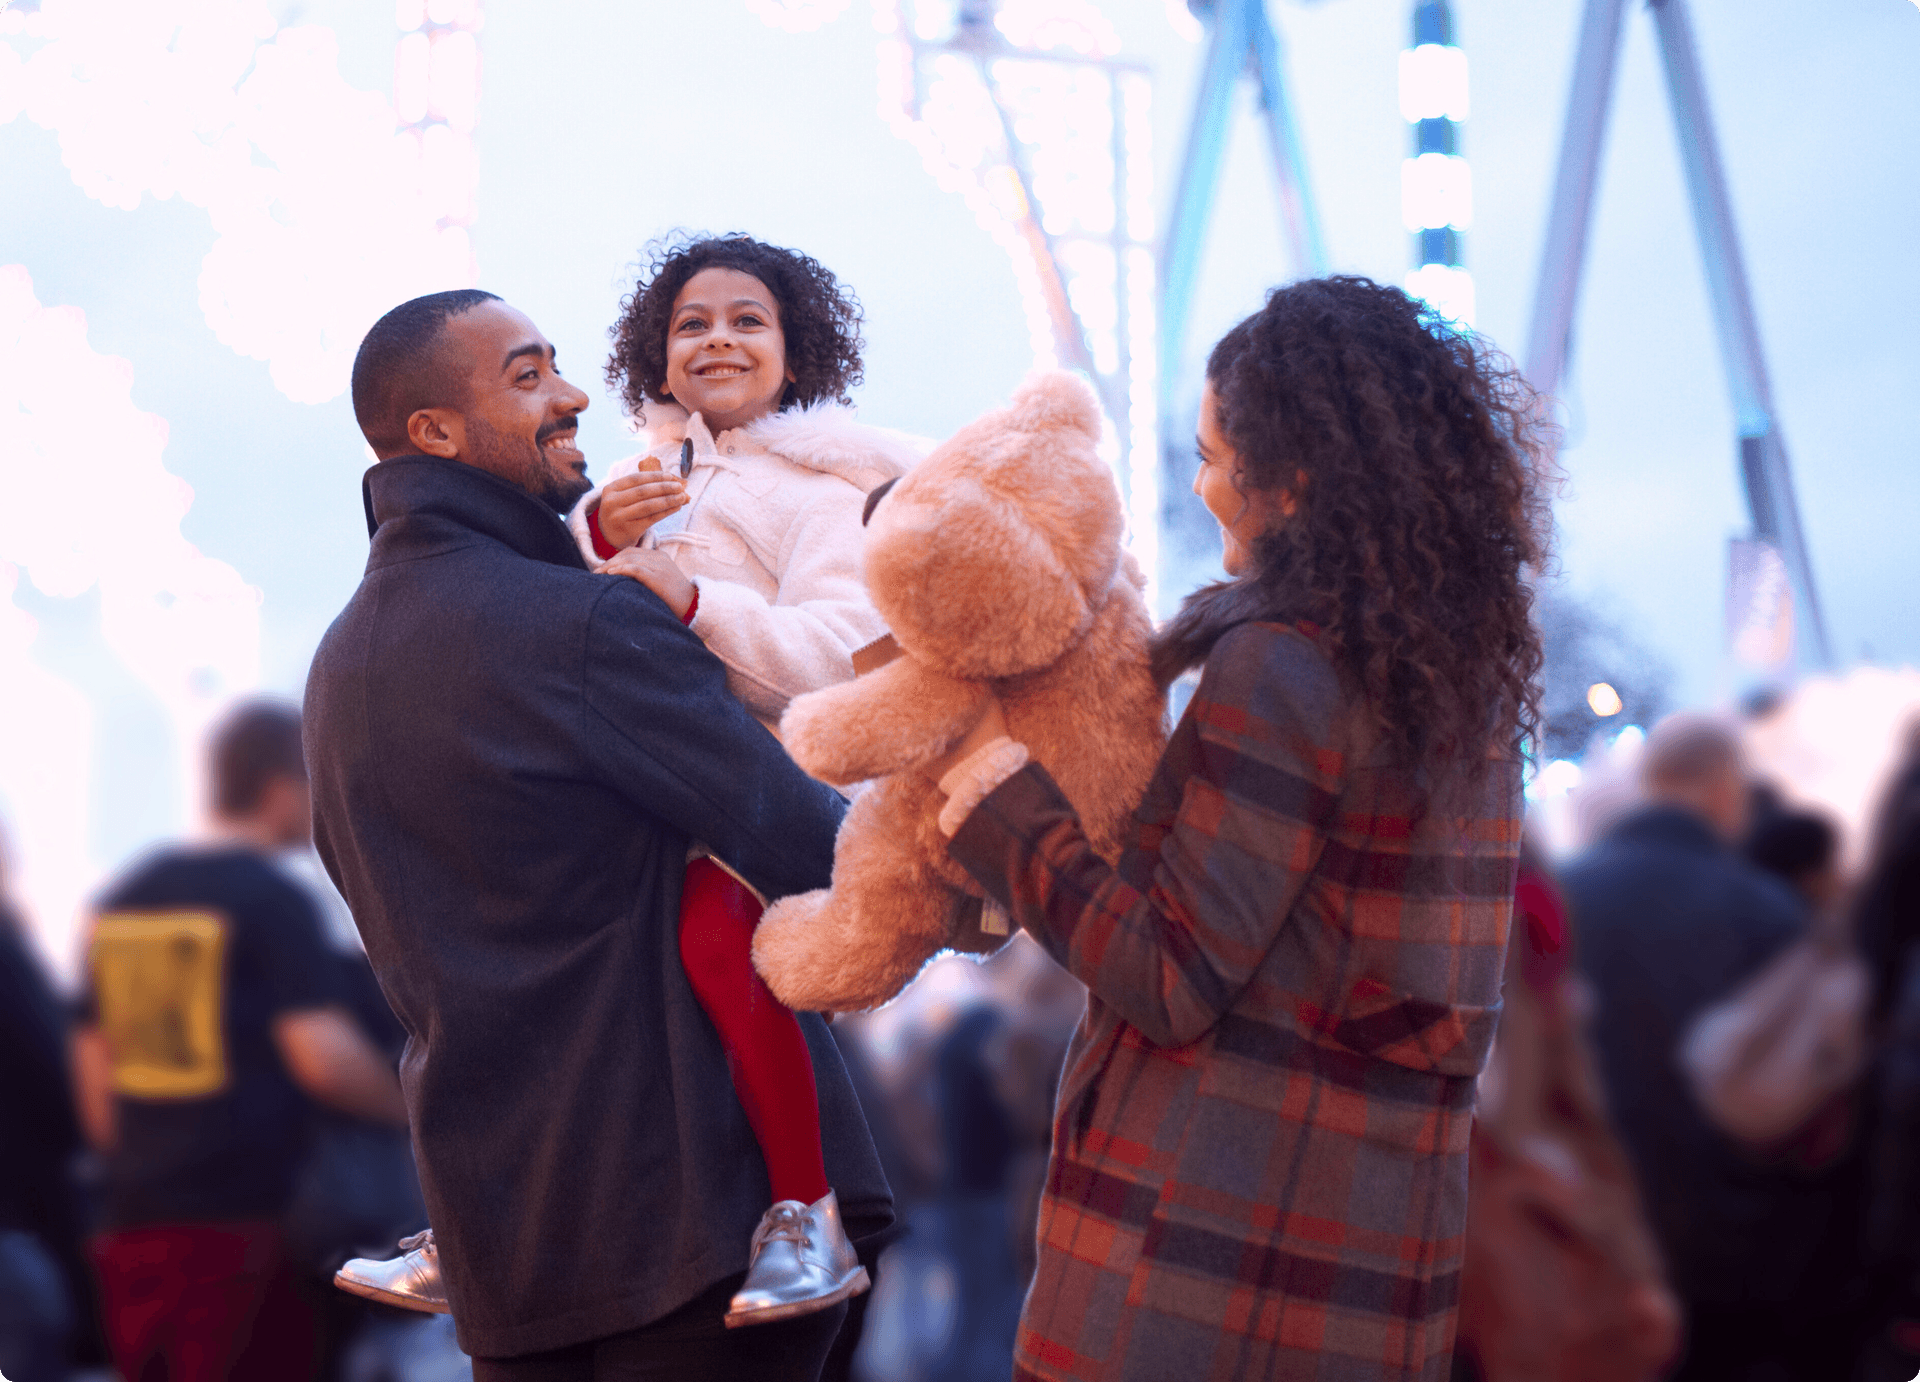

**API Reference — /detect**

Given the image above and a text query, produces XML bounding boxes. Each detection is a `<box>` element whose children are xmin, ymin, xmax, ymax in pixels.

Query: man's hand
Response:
<box><xmin>598</xmin><ymin>460</ymin><xmax>688</xmax><ymax>549</ymax></box>
<box><xmin>605</xmin><ymin>547</ymin><xmax>697</xmax><ymax>621</ymax></box>
<box><xmin>923</xmin><ymin>694</ymin><xmax>1011</xmax><ymax>785</ymax></box>
<box><xmin>273</xmin><ymin>1009</ymin><xmax>409</xmax><ymax>1127</ymax></box>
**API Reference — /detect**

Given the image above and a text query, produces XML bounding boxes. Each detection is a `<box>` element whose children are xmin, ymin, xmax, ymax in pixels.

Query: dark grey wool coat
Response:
<box><xmin>304</xmin><ymin>456</ymin><xmax>892</xmax><ymax>1359</ymax></box>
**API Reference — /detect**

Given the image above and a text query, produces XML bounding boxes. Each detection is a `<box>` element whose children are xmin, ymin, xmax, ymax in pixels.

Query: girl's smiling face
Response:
<box><xmin>663</xmin><ymin>267</ymin><xmax>797</xmax><ymax>433</ymax></box>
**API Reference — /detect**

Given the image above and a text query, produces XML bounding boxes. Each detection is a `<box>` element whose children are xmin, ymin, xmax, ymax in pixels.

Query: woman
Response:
<box><xmin>927</xmin><ymin>277</ymin><xmax>1550</xmax><ymax>1381</ymax></box>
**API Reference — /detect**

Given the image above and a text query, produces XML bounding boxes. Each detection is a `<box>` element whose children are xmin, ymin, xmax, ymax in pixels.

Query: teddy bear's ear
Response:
<box><xmin>1009</xmin><ymin>370</ymin><xmax>1103</xmax><ymax>441</ymax></box>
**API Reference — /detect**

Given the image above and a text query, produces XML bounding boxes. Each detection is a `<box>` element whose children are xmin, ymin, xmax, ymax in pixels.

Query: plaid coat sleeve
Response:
<box><xmin>950</xmin><ymin>621</ymin><xmax>1521</xmax><ymax>1382</ymax></box>
<box><xmin>957</xmin><ymin>623</ymin><xmax>1344</xmax><ymax>1049</ymax></box>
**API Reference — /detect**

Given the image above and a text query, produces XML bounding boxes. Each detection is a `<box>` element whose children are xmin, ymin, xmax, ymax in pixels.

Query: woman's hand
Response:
<box><xmin>598</xmin><ymin>463</ymin><xmax>688</xmax><ymax>548</ymax></box>
<box><xmin>923</xmin><ymin>695</ymin><xmax>1011</xmax><ymax>786</ymax></box>
<box><xmin>604</xmin><ymin>547</ymin><xmax>696</xmax><ymax>621</ymax></box>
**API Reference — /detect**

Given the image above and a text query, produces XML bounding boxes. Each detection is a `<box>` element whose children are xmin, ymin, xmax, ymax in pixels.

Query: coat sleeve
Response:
<box><xmin>948</xmin><ymin>625</ymin><xmax>1345</xmax><ymax>1048</ymax></box>
<box><xmin>580</xmin><ymin>579</ymin><xmax>847</xmax><ymax>902</ymax></box>
<box><xmin>688</xmin><ymin>484</ymin><xmax>887</xmax><ymax>721</ymax></box>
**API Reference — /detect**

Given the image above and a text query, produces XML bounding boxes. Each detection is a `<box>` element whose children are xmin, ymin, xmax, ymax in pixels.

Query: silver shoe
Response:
<box><xmin>724</xmin><ymin>1190</ymin><xmax>870</xmax><ymax>1329</ymax></box>
<box><xmin>334</xmin><ymin>1229</ymin><xmax>451</xmax><ymax>1314</ymax></box>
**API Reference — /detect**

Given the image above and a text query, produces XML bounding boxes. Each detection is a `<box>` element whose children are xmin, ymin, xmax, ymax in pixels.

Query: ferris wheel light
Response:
<box><xmin>1588</xmin><ymin>682</ymin><xmax>1625</xmax><ymax>717</ymax></box>
<box><xmin>1398</xmin><ymin>43</ymin><xmax>1468</xmax><ymax>123</ymax></box>
<box><xmin>395</xmin><ymin>32</ymin><xmax>432</xmax><ymax>123</ymax></box>
<box><xmin>1404</xmin><ymin>263</ymin><xmax>1475</xmax><ymax>327</ymax></box>
<box><xmin>1400</xmin><ymin>152</ymin><xmax>1471</xmax><ymax>231</ymax></box>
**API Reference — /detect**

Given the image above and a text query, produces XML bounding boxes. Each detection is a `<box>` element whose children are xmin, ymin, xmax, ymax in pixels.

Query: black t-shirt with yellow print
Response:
<box><xmin>81</xmin><ymin>845</ymin><xmax>344</xmax><ymax>1228</ymax></box>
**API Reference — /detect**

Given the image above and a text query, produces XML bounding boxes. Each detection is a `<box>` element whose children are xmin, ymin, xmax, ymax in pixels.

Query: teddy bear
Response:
<box><xmin>750</xmin><ymin>371</ymin><xmax>1169</xmax><ymax>1013</ymax></box>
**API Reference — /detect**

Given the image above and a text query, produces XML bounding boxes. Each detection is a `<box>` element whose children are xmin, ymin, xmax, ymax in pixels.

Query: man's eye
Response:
<box><xmin>519</xmin><ymin>370</ymin><xmax>538</xmax><ymax>383</ymax></box>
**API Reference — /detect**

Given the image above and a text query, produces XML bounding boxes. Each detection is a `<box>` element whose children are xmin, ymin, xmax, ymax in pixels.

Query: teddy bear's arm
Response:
<box><xmin>780</xmin><ymin>657</ymin><xmax>990</xmax><ymax>786</ymax></box>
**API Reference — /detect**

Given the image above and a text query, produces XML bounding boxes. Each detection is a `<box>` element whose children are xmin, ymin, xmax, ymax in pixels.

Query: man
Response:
<box><xmin>72</xmin><ymin>700</ymin><xmax>408</xmax><ymax>1381</ymax></box>
<box><xmin>1564</xmin><ymin>712</ymin><xmax>1852</xmax><ymax>1380</ymax></box>
<box><xmin>1</xmin><ymin>829</ymin><xmax>91</xmax><ymax>1382</ymax></box>
<box><xmin>303</xmin><ymin>290</ymin><xmax>890</xmax><ymax>1379</ymax></box>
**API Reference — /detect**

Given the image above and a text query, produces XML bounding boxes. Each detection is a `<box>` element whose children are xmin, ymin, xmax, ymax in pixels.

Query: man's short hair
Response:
<box><xmin>209</xmin><ymin>700</ymin><xmax>306</xmax><ymax>817</ymax></box>
<box><xmin>351</xmin><ymin>289</ymin><xmax>501</xmax><ymax>455</ymax></box>
<box><xmin>1642</xmin><ymin>711</ymin><xmax>1743</xmax><ymax>793</ymax></box>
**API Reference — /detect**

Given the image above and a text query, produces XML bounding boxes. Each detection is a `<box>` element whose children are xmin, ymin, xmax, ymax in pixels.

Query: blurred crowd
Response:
<box><xmin>1454</xmin><ymin>700</ymin><xmax>1920</xmax><ymax>1382</ymax></box>
<box><xmin>3</xmin><ymin>685</ymin><xmax>1919</xmax><ymax>1382</ymax></box>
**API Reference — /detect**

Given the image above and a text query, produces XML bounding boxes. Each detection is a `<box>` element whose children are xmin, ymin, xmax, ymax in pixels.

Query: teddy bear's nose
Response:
<box><xmin>862</xmin><ymin>477</ymin><xmax>899</xmax><ymax>528</ymax></box>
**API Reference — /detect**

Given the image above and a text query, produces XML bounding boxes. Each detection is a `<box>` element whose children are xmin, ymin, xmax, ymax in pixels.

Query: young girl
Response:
<box><xmin>335</xmin><ymin>234</ymin><xmax>920</xmax><ymax>1328</ymax></box>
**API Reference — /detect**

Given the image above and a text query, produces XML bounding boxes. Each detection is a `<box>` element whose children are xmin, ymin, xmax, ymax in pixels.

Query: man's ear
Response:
<box><xmin>406</xmin><ymin>408</ymin><xmax>464</xmax><ymax>460</ymax></box>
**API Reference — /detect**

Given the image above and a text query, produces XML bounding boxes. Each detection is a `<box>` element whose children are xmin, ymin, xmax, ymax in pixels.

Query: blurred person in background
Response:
<box><xmin>1451</xmin><ymin>838</ymin><xmax>1679</xmax><ymax>1382</ymax></box>
<box><xmin>1563</xmin><ymin>712</ymin><xmax>1861</xmax><ymax>1380</ymax></box>
<box><xmin>1856</xmin><ymin>722</ymin><xmax>1920</xmax><ymax>1376</ymax></box>
<box><xmin>0</xmin><ymin>822</ymin><xmax>101</xmax><ymax>1382</ymax></box>
<box><xmin>1743</xmin><ymin>787</ymin><xmax>1844</xmax><ymax>914</ymax></box>
<box><xmin>928</xmin><ymin>940</ymin><xmax>1080</xmax><ymax>1382</ymax></box>
<box><xmin>840</xmin><ymin>938</ymin><xmax>1080</xmax><ymax>1382</ymax></box>
<box><xmin>279</xmin><ymin>861</ymin><xmax>448</xmax><ymax>1382</ymax></box>
<box><xmin>71</xmin><ymin>699</ymin><xmax>409</xmax><ymax>1382</ymax></box>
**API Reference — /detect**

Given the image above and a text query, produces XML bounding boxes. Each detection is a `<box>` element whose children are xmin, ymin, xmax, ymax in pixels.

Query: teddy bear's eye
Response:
<box><xmin>862</xmin><ymin>477</ymin><xmax>899</xmax><ymax>527</ymax></box>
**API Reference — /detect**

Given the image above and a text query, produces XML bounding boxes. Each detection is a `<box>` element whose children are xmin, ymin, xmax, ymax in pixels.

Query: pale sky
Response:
<box><xmin>3</xmin><ymin>0</ymin><xmax>1917</xmax><ymax>929</ymax></box>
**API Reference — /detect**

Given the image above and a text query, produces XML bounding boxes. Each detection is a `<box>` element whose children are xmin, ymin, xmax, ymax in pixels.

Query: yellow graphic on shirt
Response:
<box><xmin>90</xmin><ymin>911</ymin><xmax>230</xmax><ymax>1099</ymax></box>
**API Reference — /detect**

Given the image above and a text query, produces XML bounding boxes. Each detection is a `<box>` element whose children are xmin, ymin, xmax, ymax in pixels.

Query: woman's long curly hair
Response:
<box><xmin>1153</xmin><ymin>276</ymin><xmax>1552</xmax><ymax>788</ymax></box>
<box><xmin>605</xmin><ymin>232</ymin><xmax>864</xmax><ymax>421</ymax></box>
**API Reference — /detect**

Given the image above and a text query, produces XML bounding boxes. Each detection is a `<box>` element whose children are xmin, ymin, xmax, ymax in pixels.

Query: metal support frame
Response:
<box><xmin>1159</xmin><ymin>0</ymin><xmax>1327</xmax><ymax>397</ymax></box>
<box><xmin>1525</xmin><ymin>0</ymin><xmax>1831</xmax><ymax>668</ymax></box>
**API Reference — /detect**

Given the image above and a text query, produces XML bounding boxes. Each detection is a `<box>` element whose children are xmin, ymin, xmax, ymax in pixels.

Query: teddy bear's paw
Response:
<box><xmin>753</xmin><ymin>891</ymin><xmax>938</xmax><ymax>1013</ymax></box>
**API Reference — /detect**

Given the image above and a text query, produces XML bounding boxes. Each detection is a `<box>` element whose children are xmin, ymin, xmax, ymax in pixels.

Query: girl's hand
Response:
<box><xmin>923</xmin><ymin>695</ymin><xmax>1011</xmax><ymax>785</ymax></box>
<box><xmin>598</xmin><ymin>466</ymin><xmax>688</xmax><ymax>548</ymax></box>
<box><xmin>604</xmin><ymin>548</ymin><xmax>696</xmax><ymax>621</ymax></box>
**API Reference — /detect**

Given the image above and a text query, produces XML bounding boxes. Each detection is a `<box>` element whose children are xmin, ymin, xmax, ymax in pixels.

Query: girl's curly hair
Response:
<box><xmin>605</xmin><ymin>232</ymin><xmax>864</xmax><ymax>421</ymax></box>
<box><xmin>1153</xmin><ymin>276</ymin><xmax>1552</xmax><ymax>785</ymax></box>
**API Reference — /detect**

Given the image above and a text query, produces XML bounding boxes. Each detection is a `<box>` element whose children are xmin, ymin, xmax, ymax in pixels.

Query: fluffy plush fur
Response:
<box><xmin>751</xmin><ymin>372</ymin><xmax>1168</xmax><ymax>1012</ymax></box>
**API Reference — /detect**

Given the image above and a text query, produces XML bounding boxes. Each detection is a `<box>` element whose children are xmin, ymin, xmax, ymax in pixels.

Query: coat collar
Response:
<box><xmin>1608</xmin><ymin>803</ymin><xmax>1727</xmax><ymax>856</ymax></box>
<box><xmin>635</xmin><ymin>400</ymin><xmax>921</xmax><ymax>491</ymax></box>
<box><xmin>362</xmin><ymin>454</ymin><xmax>587</xmax><ymax>571</ymax></box>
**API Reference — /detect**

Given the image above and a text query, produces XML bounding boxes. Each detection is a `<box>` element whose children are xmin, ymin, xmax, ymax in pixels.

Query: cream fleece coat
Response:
<box><xmin>567</xmin><ymin>401</ymin><xmax>924</xmax><ymax>728</ymax></box>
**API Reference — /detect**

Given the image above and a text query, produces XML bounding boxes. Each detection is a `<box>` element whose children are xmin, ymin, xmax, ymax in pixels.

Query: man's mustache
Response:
<box><xmin>536</xmin><ymin>419</ymin><xmax>579</xmax><ymax>444</ymax></box>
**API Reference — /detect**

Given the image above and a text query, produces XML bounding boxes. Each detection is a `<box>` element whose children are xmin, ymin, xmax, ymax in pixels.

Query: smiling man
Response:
<box><xmin>303</xmin><ymin>290</ymin><xmax>892</xmax><ymax>1380</ymax></box>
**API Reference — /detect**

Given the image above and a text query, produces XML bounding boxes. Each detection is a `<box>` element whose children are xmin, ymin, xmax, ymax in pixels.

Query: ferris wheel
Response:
<box><xmin>748</xmin><ymin>0</ymin><xmax>1829</xmax><ymax>665</ymax></box>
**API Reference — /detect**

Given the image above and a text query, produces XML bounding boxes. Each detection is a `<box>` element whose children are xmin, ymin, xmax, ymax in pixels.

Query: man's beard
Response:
<box><xmin>466</xmin><ymin>416</ymin><xmax>592</xmax><ymax>513</ymax></box>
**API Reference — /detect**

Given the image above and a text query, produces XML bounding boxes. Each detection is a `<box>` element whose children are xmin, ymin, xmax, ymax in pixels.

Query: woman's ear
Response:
<box><xmin>1284</xmin><ymin>467</ymin><xmax>1309</xmax><ymax>517</ymax></box>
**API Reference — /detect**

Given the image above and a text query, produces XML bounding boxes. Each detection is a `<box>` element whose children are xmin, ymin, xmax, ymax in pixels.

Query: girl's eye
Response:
<box><xmin>678</xmin><ymin>318</ymin><xmax>706</xmax><ymax>333</ymax></box>
<box><xmin>737</xmin><ymin>314</ymin><xmax>764</xmax><ymax>328</ymax></box>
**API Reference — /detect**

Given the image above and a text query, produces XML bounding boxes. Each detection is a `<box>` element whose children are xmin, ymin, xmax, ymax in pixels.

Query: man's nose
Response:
<box><xmin>559</xmin><ymin>377</ymin><xmax>590</xmax><ymax>413</ymax></box>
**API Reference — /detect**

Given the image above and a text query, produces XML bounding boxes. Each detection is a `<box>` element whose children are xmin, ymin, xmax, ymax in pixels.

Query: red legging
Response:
<box><xmin>677</xmin><ymin>857</ymin><xmax>830</xmax><ymax>1207</ymax></box>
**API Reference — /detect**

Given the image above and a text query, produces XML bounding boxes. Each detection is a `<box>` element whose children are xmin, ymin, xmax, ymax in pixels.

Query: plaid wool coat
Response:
<box><xmin>949</xmin><ymin>621</ymin><xmax>1522</xmax><ymax>1381</ymax></box>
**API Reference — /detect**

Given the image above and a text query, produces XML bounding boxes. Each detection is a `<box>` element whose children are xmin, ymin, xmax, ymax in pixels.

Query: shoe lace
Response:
<box><xmin>750</xmin><ymin>1203</ymin><xmax>810</xmax><ymax>1256</ymax></box>
<box><xmin>398</xmin><ymin>1230</ymin><xmax>437</xmax><ymax>1258</ymax></box>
